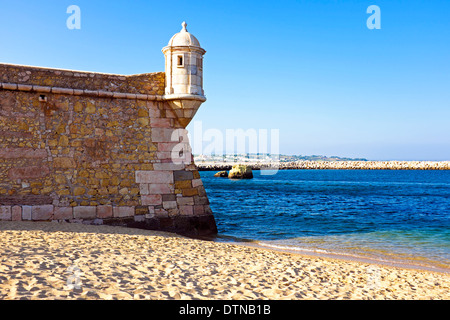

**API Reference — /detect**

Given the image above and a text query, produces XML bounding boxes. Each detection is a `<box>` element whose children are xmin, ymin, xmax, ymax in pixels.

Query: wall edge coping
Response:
<box><xmin>0</xmin><ymin>82</ymin><xmax>166</xmax><ymax>101</ymax></box>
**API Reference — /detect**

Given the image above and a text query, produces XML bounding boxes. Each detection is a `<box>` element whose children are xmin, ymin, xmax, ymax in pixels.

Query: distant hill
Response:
<box><xmin>279</xmin><ymin>154</ymin><xmax>368</xmax><ymax>162</ymax></box>
<box><xmin>194</xmin><ymin>154</ymin><xmax>368</xmax><ymax>162</ymax></box>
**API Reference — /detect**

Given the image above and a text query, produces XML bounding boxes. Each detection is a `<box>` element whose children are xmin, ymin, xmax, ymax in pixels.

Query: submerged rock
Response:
<box><xmin>228</xmin><ymin>165</ymin><xmax>253</xmax><ymax>179</ymax></box>
<box><xmin>214</xmin><ymin>171</ymin><xmax>228</xmax><ymax>177</ymax></box>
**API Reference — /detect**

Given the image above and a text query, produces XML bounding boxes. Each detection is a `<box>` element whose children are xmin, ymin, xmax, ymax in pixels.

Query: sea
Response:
<box><xmin>200</xmin><ymin>169</ymin><xmax>450</xmax><ymax>273</ymax></box>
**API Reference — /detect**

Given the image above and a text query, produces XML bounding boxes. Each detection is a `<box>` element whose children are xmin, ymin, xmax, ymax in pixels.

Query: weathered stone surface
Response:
<box><xmin>177</xmin><ymin>197</ymin><xmax>194</xmax><ymax>206</ymax></box>
<box><xmin>153</xmin><ymin>162</ymin><xmax>185</xmax><ymax>171</ymax></box>
<box><xmin>228</xmin><ymin>165</ymin><xmax>253</xmax><ymax>179</ymax></box>
<box><xmin>150</xmin><ymin>118</ymin><xmax>171</xmax><ymax>128</ymax></box>
<box><xmin>54</xmin><ymin>207</ymin><xmax>73</xmax><ymax>220</ymax></box>
<box><xmin>31</xmin><ymin>205</ymin><xmax>54</xmax><ymax>220</ymax></box>
<box><xmin>175</xmin><ymin>180</ymin><xmax>192</xmax><ymax>189</ymax></box>
<box><xmin>73</xmin><ymin>206</ymin><xmax>96</xmax><ymax>219</ymax></box>
<box><xmin>11</xmin><ymin>206</ymin><xmax>22</xmax><ymax>221</ymax></box>
<box><xmin>8</xmin><ymin>166</ymin><xmax>50</xmax><ymax>180</ymax></box>
<box><xmin>136</xmin><ymin>171</ymin><xmax>174</xmax><ymax>184</ymax></box>
<box><xmin>22</xmin><ymin>206</ymin><xmax>32</xmax><ymax>220</ymax></box>
<box><xmin>53</xmin><ymin>157</ymin><xmax>77</xmax><ymax>168</ymax></box>
<box><xmin>97</xmin><ymin>205</ymin><xmax>113</xmax><ymax>218</ymax></box>
<box><xmin>0</xmin><ymin>195</ymin><xmax>53</xmax><ymax>206</ymax></box>
<box><xmin>193</xmin><ymin>205</ymin><xmax>204</xmax><ymax>215</ymax></box>
<box><xmin>213</xmin><ymin>171</ymin><xmax>228</xmax><ymax>177</ymax></box>
<box><xmin>113</xmin><ymin>206</ymin><xmax>135</xmax><ymax>218</ymax></box>
<box><xmin>141</xmin><ymin>194</ymin><xmax>163</xmax><ymax>206</ymax></box>
<box><xmin>73</xmin><ymin>187</ymin><xmax>86</xmax><ymax>196</ymax></box>
<box><xmin>163</xmin><ymin>201</ymin><xmax>177</xmax><ymax>210</ymax></box>
<box><xmin>139</xmin><ymin>184</ymin><xmax>149</xmax><ymax>195</ymax></box>
<box><xmin>148</xmin><ymin>183</ymin><xmax>174</xmax><ymax>194</ymax></box>
<box><xmin>0</xmin><ymin>148</ymin><xmax>47</xmax><ymax>159</ymax></box>
<box><xmin>173</xmin><ymin>170</ymin><xmax>194</xmax><ymax>181</ymax></box>
<box><xmin>192</xmin><ymin>179</ymin><xmax>203</xmax><ymax>187</ymax></box>
<box><xmin>182</xmin><ymin>188</ymin><xmax>198</xmax><ymax>197</ymax></box>
<box><xmin>151</xmin><ymin>128</ymin><xmax>178</xmax><ymax>143</ymax></box>
<box><xmin>0</xmin><ymin>206</ymin><xmax>12</xmax><ymax>220</ymax></box>
<box><xmin>162</xmin><ymin>194</ymin><xmax>176</xmax><ymax>201</ymax></box>
<box><xmin>179</xmin><ymin>205</ymin><xmax>194</xmax><ymax>216</ymax></box>
<box><xmin>134</xmin><ymin>206</ymin><xmax>149</xmax><ymax>216</ymax></box>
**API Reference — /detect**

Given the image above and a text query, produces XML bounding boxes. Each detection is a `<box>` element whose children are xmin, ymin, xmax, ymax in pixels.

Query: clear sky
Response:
<box><xmin>1</xmin><ymin>0</ymin><xmax>449</xmax><ymax>160</ymax></box>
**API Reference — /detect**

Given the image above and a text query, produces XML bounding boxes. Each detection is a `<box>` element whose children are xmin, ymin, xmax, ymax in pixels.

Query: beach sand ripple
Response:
<box><xmin>0</xmin><ymin>222</ymin><xmax>448</xmax><ymax>300</ymax></box>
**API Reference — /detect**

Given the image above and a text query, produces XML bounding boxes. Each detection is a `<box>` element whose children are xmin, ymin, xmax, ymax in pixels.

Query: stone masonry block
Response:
<box><xmin>158</xmin><ymin>142</ymin><xmax>179</xmax><ymax>152</ymax></box>
<box><xmin>153</xmin><ymin>162</ymin><xmax>185</xmax><ymax>171</ymax></box>
<box><xmin>54</xmin><ymin>207</ymin><xmax>73</xmax><ymax>220</ymax></box>
<box><xmin>135</xmin><ymin>206</ymin><xmax>149</xmax><ymax>216</ymax></box>
<box><xmin>12</xmin><ymin>206</ymin><xmax>22</xmax><ymax>221</ymax></box>
<box><xmin>182</xmin><ymin>188</ymin><xmax>198</xmax><ymax>197</ymax></box>
<box><xmin>151</xmin><ymin>118</ymin><xmax>172</xmax><ymax>128</ymax></box>
<box><xmin>134</xmin><ymin>215</ymin><xmax>145</xmax><ymax>222</ymax></box>
<box><xmin>141</xmin><ymin>194</ymin><xmax>162</xmax><ymax>206</ymax></box>
<box><xmin>22</xmin><ymin>206</ymin><xmax>32</xmax><ymax>220</ymax></box>
<box><xmin>179</xmin><ymin>205</ymin><xmax>194</xmax><ymax>216</ymax></box>
<box><xmin>162</xmin><ymin>194</ymin><xmax>176</xmax><ymax>201</ymax></box>
<box><xmin>194</xmin><ymin>205</ymin><xmax>205</xmax><ymax>216</ymax></box>
<box><xmin>139</xmin><ymin>184</ymin><xmax>149</xmax><ymax>195</ymax></box>
<box><xmin>113</xmin><ymin>206</ymin><xmax>135</xmax><ymax>218</ymax></box>
<box><xmin>177</xmin><ymin>197</ymin><xmax>194</xmax><ymax>206</ymax></box>
<box><xmin>173</xmin><ymin>170</ymin><xmax>194</xmax><ymax>181</ymax></box>
<box><xmin>148</xmin><ymin>107</ymin><xmax>160</xmax><ymax>118</ymax></box>
<box><xmin>97</xmin><ymin>205</ymin><xmax>113</xmax><ymax>218</ymax></box>
<box><xmin>0</xmin><ymin>206</ymin><xmax>12</xmax><ymax>220</ymax></box>
<box><xmin>175</xmin><ymin>180</ymin><xmax>192</xmax><ymax>189</ymax></box>
<box><xmin>156</xmin><ymin>152</ymin><xmax>173</xmax><ymax>161</ymax></box>
<box><xmin>53</xmin><ymin>157</ymin><xmax>76</xmax><ymax>168</ymax></box>
<box><xmin>0</xmin><ymin>148</ymin><xmax>47</xmax><ymax>159</ymax></box>
<box><xmin>8</xmin><ymin>166</ymin><xmax>50</xmax><ymax>180</ymax></box>
<box><xmin>148</xmin><ymin>183</ymin><xmax>174</xmax><ymax>194</ymax></box>
<box><xmin>73</xmin><ymin>206</ymin><xmax>96</xmax><ymax>219</ymax></box>
<box><xmin>192</xmin><ymin>179</ymin><xmax>203</xmax><ymax>188</ymax></box>
<box><xmin>151</xmin><ymin>128</ymin><xmax>179</xmax><ymax>143</ymax></box>
<box><xmin>163</xmin><ymin>201</ymin><xmax>177</xmax><ymax>210</ymax></box>
<box><xmin>32</xmin><ymin>205</ymin><xmax>54</xmax><ymax>220</ymax></box>
<box><xmin>135</xmin><ymin>171</ymin><xmax>173</xmax><ymax>184</ymax></box>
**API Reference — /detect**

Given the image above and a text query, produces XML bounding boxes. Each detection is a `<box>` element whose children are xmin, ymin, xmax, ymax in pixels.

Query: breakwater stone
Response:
<box><xmin>197</xmin><ymin>161</ymin><xmax>450</xmax><ymax>171</ymax></box>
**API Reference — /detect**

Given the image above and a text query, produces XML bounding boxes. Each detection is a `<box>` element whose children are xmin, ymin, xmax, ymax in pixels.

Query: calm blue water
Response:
<box><xmin>200</xmin><ymin>170</ymin><xmax>450</xmax><ymax>271</ymax></box>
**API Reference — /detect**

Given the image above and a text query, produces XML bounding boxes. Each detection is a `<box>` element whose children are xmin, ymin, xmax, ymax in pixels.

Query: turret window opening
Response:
<box><xmin>177</xmin><ymin>54</ymin><xmax>184</xmax><ymax>67</ymax></box>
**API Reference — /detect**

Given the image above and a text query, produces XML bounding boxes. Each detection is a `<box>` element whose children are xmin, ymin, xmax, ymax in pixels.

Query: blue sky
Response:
<box><xmin>1</xmin><ymin>0</ymin><xmax>449</xmax><ymax>160</ymax></box>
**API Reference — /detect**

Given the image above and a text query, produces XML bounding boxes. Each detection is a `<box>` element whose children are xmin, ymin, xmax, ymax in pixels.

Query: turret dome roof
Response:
<box><xmin>167</xmin><ymin>22</ymin><xmax>201</xmax><ymax>47</ymax></box>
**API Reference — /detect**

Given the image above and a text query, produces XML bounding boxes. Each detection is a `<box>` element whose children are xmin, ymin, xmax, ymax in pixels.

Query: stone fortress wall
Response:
<box><xmin>0</xmin><ymin>58</ymin><xmax>216</xmax><ymax>236</ymax></box>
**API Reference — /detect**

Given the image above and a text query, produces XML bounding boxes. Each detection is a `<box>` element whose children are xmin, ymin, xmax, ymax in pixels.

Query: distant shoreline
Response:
<box><xmin>196</xmin><ymin>160</ymin><xmax>450</xmax><ymax>171</ymax></box>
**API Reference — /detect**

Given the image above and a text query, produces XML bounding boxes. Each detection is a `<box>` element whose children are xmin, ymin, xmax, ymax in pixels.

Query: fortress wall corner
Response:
<box><xmin>0</xmin><ymin>64</ymin><xmax>217</xmax><ymax>236</ymax></box>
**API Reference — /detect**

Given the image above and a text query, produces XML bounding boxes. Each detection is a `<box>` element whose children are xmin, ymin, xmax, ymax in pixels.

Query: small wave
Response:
<box><xmin>258</xmin><ymin>242</ymin><xmax>330</xmax><ymax>254</ymax></box>
<box><xmin>255</xmin><ymin>241</ymin><xmax>450</xmax><ymax>274</ymax></box>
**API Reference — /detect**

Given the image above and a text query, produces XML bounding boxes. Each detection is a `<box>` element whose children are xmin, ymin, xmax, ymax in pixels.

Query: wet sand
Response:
<box><xmin>0</xmin><ymin>221</ymin><xmax>448</xmax><ymax>300</ymax></box>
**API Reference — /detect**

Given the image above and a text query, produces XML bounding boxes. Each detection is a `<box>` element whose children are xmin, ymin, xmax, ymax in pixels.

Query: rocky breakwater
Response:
<box><xmin>198</xmin><ymin>161</ymin><xmax>450</xmax><ymax>171</ymax></box>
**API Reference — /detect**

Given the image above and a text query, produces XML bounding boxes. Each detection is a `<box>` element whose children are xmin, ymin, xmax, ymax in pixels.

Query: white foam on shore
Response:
<box><xmin>243</xmin><ymin>241</ymin><xmax>450</xmax><ymax>274</ymax></box>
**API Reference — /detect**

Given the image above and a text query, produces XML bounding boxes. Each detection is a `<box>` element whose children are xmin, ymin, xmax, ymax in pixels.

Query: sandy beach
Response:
<box><xmin>0</xmin><ymin>221</ymin><xmax>448</xmax><ymax>300</ymax></box>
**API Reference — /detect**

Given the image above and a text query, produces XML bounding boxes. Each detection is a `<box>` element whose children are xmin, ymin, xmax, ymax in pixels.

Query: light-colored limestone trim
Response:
<box><xmin>0</xmin><ymin>82</ymin><xmax>165</xmax><ymax>101</ymax></box>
